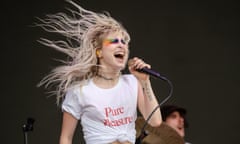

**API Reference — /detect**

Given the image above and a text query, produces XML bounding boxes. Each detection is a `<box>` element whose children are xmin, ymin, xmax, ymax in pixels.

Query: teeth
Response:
<box><xmin>115</xmin><ymin>52</ymin><xmax>124</xmax><ymax>55</ymax></box>
<box><xmin>114</xmin><ymin>51</ymin><xmax>125</xmax><ymax>60</ymax></box>
<box><xmin>114</xmin><ymin>51</ymin><xmax>124</xmax><ymax>57</ymax></box>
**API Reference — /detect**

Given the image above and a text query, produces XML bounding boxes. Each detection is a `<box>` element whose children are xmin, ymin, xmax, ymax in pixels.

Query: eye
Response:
<box><xmin>103</xmin><ymin>38</ymin><xmax>127</xmax><ymax>46</ymax></box>
<box><xmin>110</xmin><ymin>39</ymin><xmax>119</xmax><ymax>44</ymax></box>
<box><xmin>121</xmin><ymin>39</ymin><xmax>126</xmax><ymax>45</ymax></box>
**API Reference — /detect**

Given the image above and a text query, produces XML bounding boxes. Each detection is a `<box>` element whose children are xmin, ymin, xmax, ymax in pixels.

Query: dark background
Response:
<box><xmin>2</xmin><ymin>0</ymin><xmax>239</xmax><ymax>143</ymax></box>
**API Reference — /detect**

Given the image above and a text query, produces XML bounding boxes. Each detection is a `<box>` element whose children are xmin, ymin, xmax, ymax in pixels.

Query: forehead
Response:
<box><xmin>105</xmin><ymin>31</ymin><xmax>124</xmax><ymax>38</ymax></box>
<box><xmin>168</xmin><ymin>111</ymin><xmax>182</xmax><ymax>117</ymax></box>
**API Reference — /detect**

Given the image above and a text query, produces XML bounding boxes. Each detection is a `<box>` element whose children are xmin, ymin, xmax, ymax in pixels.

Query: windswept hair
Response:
<box><xmin>37</xmin><ymin>0</ymin><xmax>130</xmax><ymax>105</ymax></box>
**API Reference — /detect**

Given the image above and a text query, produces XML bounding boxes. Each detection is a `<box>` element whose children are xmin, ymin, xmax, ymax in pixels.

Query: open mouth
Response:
<box><xmin>114</xmin><ymin>52</ymin><xmax>125</xmax><ymax>60</ymax></box>
<box><xmin>177</xmin><ymin>126</ymin><xmax>183</xmax><ymax>131</ymax></box>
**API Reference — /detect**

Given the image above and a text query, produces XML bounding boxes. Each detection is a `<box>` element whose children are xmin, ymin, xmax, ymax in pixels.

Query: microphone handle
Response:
<box><xmin>137</xmin><ymin>68</ymin><xmax>162</xmax><ymax>79</ymax></box>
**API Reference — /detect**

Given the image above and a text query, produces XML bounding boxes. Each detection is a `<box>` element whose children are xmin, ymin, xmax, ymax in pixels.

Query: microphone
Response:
<box><xmin>136</xmin><ymin>67</ymin><xmax>164</xmax><ymax>79</ymax></box>
<box><xmin>128</xmin><ymin>59</ymin><xmax>167</xmax><ymax>81</ymax></box>
<box><xmin>137</xmin><ymin>68</ymin><xmax>168</xmax><ymax>81</ymax></box>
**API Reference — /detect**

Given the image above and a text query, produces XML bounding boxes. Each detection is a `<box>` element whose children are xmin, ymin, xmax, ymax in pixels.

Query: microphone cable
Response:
<box><xmin>135</xmin><ymin>74</ymin><xmax>173</xmax><ymax>144</ymax></box>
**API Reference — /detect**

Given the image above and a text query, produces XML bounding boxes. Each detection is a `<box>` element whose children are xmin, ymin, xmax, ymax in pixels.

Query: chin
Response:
<box><xmin>116</xmin><ymin>62</ymin><xmax>127</xmax><ymax>69</ymax></box>
<box><xmin>119</xmin><ymin>65</ymin><xmax>126</xmax><ymax>71</ymax></box>
<box><xmin>178</xmin><ymin>131</ymin><xmax>185</xmax><ymax>137</ymax></box>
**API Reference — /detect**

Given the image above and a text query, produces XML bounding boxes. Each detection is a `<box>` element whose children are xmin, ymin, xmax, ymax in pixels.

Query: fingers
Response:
<box><xmin>128</xmin><ymin>57</ymin><xmax>151</xmax><ymax>70</ymax></box>
<box><xmin>128</xmin><ymin>57</ymin><xmax>151</xmax><ymax>80</ymax></box>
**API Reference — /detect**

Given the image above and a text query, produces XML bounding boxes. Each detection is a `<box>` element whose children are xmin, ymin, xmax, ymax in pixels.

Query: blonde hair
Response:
<box><xmin>37</xmin><ymin>0</ymin><xmax>130</xmax><ymax>104</ymax></box>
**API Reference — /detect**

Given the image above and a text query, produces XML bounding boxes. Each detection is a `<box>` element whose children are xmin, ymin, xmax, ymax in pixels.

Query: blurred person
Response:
<box><xmin>161</xmin><ymin>105</ymin><xmax>192</xmax><ymax>144</ymax></box>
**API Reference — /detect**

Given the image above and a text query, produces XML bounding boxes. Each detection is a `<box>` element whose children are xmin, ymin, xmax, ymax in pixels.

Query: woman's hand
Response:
<box><xmin>128</xmin><ymin>57</ymin><xmax>151</xmax><ymax>81</ymax></box>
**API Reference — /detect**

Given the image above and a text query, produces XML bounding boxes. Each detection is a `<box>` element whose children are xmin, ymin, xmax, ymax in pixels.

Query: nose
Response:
<box><xmin>117</xmin><ymin>42</ymin><xmax>124</xmax><ymax>49</ymax></box>
<box><xmin>119</xmin><ymin>42</ymin><xmax>125</xmax><ymax>48</ymax></box>
<box><xmin>119</xmin><ymin>40</ymin><xmax>128</xmax><ymax>48</ymax></box>
<box><xmin>179</xmin><ymin>117</ymin><xmax>184</xmax><ymax>124</ymax></box>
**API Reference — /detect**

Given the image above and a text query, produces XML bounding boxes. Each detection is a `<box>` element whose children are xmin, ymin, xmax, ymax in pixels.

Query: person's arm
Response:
<box><xmin>137</xmin><ymin>79</ymin><xmax>162</xmax><ymax>126</ymax></box>
<box><xmin>59</xmin><ymin>112</ymin><xmax>78</xmax><ymax>144</ymax></box>
<box><xmin>128</xmin><ymin>57</ymin><xmax>162</xmax><ymax>127</ymax></box>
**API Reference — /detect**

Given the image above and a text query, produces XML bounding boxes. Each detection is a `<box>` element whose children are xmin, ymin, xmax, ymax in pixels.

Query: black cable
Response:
<box><xmin>135</xmin><ymin>75</ymin><xmax>173</xmax><ymax>144</ymax></box>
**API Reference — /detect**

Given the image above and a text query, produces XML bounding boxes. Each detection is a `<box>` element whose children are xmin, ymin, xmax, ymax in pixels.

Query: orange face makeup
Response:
<box><xmin>103</xmin><ymin>38</ymin><xmax>126</xmax><ymax>46</ymax></box>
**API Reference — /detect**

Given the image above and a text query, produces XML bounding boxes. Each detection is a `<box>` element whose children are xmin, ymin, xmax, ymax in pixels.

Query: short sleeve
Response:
<box><xmin>62</xmin><ymin>89</ymin><xmax>82</xmax><ymax>120</ymax></box>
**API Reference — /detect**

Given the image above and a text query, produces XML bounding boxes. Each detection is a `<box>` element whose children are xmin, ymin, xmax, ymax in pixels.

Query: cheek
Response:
<box><xmin>125</xmin><ymin>50</ymin><xmax>130</xmax><ymax>58</ymax></box>
<box><xmin>166</xmin><ymin>119</ymin><xmax>178</xmax><ymax>127</ymax></box>
<box><xmin>102</xmin><ymin>42</ymin><xmax>111</xmax><ymax>47</ymax></box>
<box><xmin>102</xmin><ymin>44</ymin><xmax>115</xmax><ymax>51</ymax></box>
<box><xmin>125</xmin><ymin>46</ymin><xmax>130</xmax><ymax>55</ymax></box>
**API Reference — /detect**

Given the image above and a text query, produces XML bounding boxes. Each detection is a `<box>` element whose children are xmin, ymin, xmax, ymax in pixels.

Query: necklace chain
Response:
<box><xmin>96</xmin><ymin>74</ymin><xmax>115</xmax><ymax>80</ymax></box>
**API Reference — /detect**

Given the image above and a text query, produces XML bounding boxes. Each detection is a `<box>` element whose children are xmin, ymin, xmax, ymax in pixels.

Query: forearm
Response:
<box><xmin>140</xmin><ymin>79</ymin><xmax>162</xmax><ymax>126</ymax></box>
<box><xmin>59</xmin><ymin>112</ymin><xmax>78</xmax><ymax>144</ymax></box>
<box><xmin>59</xmin><ymin>136</ymin><xmax>72</xmax><ymax>144</ymax></box>
<box><xmin>128</xmin><ymin>57</ymin><xmax>162</xmax><ymax>126</ymax></box>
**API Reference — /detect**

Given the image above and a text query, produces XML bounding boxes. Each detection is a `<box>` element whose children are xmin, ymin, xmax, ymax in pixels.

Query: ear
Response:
<box><xmin>96</xmin><ymin>48</ymin><xmax>102</xmax><ymax>58</ymax></box>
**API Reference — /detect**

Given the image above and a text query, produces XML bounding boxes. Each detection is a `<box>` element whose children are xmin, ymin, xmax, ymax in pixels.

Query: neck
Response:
<box><xmin>93</xmin><ymin>71</ymin><xmax>121</xmax><ymax>89</ymax></box>
<box><xmin>96</xmin><ymin>68</ymin><xmax>121</xmax><ymax>81</ymax></box>
<box><xmin>96</xmin><ymin>73</ymin><xmax>116</xmax><ymax>81</ymax></box>
<box><xmin>96</xmin><ymin>72</ymin><xmax>121</xmax><ymax>81</ymax></box>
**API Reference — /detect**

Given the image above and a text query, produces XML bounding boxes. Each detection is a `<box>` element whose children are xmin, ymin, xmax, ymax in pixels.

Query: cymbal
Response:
<box><xmin>135</xmin><ymin>117</ymin><xmax>184</xmax><ymax>144</ymax></box>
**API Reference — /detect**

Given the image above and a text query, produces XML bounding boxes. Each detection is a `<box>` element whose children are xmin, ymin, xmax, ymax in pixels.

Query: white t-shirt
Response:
<box><xmin>62</xmin><ymin>74</ymin><xmax>138</xmax><ymax>144</ymax></box>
